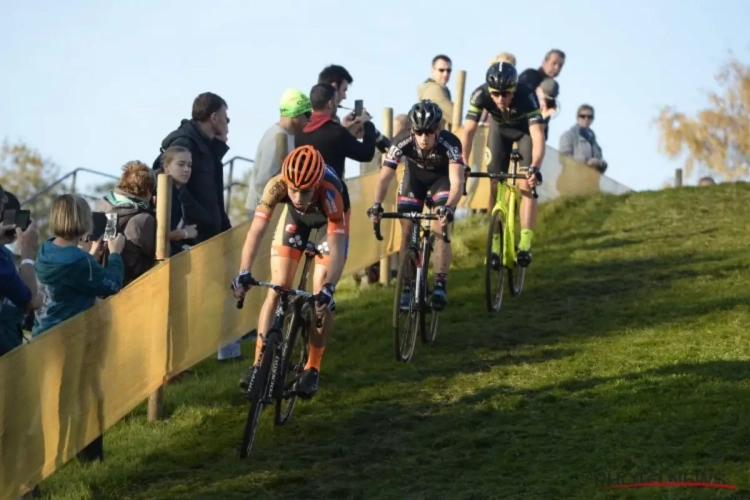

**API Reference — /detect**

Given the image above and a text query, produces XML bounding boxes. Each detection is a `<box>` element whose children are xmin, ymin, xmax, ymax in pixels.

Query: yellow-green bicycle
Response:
<box><xmin>466</xmin><ymin>146</ymin><xmax>538</xmax><ymax>312</ymax></box>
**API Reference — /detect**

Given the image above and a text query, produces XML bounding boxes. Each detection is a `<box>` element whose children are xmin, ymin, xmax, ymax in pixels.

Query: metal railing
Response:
<box><xmin>222</xmin><ymin>155</ymin><xmax>254</xmax><ymax>212</ymax></box>
<box><xmin>20</xmin><ymin>167</ymin><xmax>119</xmax><ymax>206</ymax></box>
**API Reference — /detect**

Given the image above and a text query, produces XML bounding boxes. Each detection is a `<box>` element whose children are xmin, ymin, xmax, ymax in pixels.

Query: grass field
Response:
<box><xmin>39</xmin><ymin>183</ymin><xmax>750</xmax><ymax>499</ymax></box>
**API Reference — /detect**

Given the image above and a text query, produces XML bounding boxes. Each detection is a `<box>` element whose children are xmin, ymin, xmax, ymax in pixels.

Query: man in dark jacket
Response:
<box><xmin>295</xmin><ymin>83</ymin><xmax>377</xmax><ymax>182</ymax></box>
<box><xmin>156</xmin><ymin>92</ymin><xmax>231</xmax><ymax>243</ymax></box>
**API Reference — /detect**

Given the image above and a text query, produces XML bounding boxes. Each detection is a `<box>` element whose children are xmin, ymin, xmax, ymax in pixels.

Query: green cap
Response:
<box><xmin>279</xmin><ymin>89</ymin><xmax>312</xmax><ymax>117</ymax></box>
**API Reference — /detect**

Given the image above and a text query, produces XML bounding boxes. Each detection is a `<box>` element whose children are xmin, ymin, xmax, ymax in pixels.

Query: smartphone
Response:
<box><xmin>353</xmin><ymin>99</ymin><xmax>363</xmax><ymax>117</ymax></box>
<box><xmin>14</xmin><ymin>210</ymin><xmax>31</xmax><ymax>231</ymax></box>
<box><xmin>91</xmin><ymin>212</ymin><xmax>108</xmax><ymax>241</ymax></box>
<box><xmin>103</xmin><ymin>213</ymin><xmax>118</xmax><ymax>241</ymax></box>
<box><xmin>2</xmin><ymin>209</ymin><xmax>15</xmax><ymax>226</ymax></box>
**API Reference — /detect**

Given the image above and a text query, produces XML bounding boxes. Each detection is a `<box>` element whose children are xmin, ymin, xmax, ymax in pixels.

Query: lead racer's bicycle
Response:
<box><xmin>465</xmin><ymin>146</ymin><xmax>538</xmax><ymax>312</ymax></box>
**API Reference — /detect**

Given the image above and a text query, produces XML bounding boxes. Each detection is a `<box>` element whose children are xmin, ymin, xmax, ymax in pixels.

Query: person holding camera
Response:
<box><xmin>0</xmin><ymin>186</ymin><xmax>42</xmax><ymax>356</ymax></box>
<box><xmin>518</xmin><ymin>49</ymin><xmax>565</xmax><ymax>141</ymax></box>
<box><xmin>32</xmin><ymin>194</ymin><xmax>125</xmax><ymax>337</ymax></box>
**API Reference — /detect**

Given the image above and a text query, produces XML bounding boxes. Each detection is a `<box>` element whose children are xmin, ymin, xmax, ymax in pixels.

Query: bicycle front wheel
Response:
<box><xmin>239</xmin><ymin>330</ymin><xmax>278</xmax><ymax>458</ymax></box>
<box><xmin>393</xmin><ymin>249</ymin><xmax>420</xmax><ymax>362</ymax></box>
<box><xmin>273</xmin><ymin>302</ymin><xmax>311</xmax><ymax>426</ymax></box>
<box><xmin>485</xmin><ymin>209</ymin><xmax>507</xmax><ymax>312</ymax></box>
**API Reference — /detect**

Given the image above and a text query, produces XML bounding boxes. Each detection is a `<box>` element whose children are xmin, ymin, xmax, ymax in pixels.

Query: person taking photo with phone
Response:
<box><xmin>33</xmin><ymin>194</ymin><xmax>125</xmax><ymax>337</ymax></box>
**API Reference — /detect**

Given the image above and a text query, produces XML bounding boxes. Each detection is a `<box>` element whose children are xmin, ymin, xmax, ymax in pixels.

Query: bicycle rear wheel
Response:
<box><xmin>239</xmin><ymin>330</ymin><xmax>278</xmax><ymax>458</ymax></box>
<box><xmin>273</xmin><ymin>302</ymin><xmax>311</xmax><ymax>426</ymax></box>
<box><xmin>485</xmin><ymin>209</ymin><xmax>507</xmax><ymax>312</ymax></box>
<box><xmin>393</xmin><ymin>249</ymin><xmax>420</xmax><ymax>362</ymax></box>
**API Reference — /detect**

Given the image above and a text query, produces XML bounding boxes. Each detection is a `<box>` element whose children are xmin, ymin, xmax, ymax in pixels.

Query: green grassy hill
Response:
<box><xmin>42</xmin><ymin>183</ymin><xmax>750</xmax><ymax>499</ymax></box>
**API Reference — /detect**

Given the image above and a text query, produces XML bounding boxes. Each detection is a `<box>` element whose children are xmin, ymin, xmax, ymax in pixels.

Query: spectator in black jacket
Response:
<box><xmin>295</xmin><ymin>83</ymin><xmax>377</xmax><ymax>182</ymax></box>
<box><xmin>156</xmin><ymin>92</ymin><xmax>231</xmax><ymax>243</ymax></box>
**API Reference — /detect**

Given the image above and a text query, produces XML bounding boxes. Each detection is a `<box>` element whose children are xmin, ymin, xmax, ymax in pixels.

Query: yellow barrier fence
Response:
<box><xmin>0</xmin><ymin>103</ymin><xmax>630</xmax><ymax>498</ymax></box>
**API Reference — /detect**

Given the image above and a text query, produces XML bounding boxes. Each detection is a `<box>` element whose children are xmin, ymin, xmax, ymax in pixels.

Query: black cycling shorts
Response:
<box><xmin>396</xmin><ymin>162</ymin><xmax>451</xmax><ymax>213</ymax></box>
<box><xmin>271</xmin><ymin>207</ymin><xmax>350</xmax><ymax>266</ymax></box>
<box><xmin>485</xmin><ymin>120</ymin><xmax>533</xmax><ymax>174</ymax></box>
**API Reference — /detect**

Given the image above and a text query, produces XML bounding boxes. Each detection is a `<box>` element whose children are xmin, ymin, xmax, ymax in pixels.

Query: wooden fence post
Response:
<box><xmin>148</xmin><ymin>173</ymin><xmax>172</xmax><ymax>422</ymax></box>
<box><xmin>675</xmin><ymin>168</ymin><xmax>683</xmax><ymax>188</ymax></box>
<box><xmin>379</xmin><ymin>107</ymin><xmax>394</xmax><ymax>286</ymax></box>
<box><xmin>451</xmin><ymin>70</ymin><xmax>467</xmax><ymax>131</ymax></box>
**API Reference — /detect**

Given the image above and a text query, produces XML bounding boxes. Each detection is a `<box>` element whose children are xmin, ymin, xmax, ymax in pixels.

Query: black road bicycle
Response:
<box><xmin>373</xmin><ymin>197</ymin><xmax>450</xmax><ymax>362</ymax></box>
<box><xmin>234</xmin><ymin>242</ymin><xmax>322</xmax><ymax>458</ymax></box>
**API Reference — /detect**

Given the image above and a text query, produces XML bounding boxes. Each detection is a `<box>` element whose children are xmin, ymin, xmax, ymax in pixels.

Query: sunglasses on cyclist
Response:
<box><xmin>490</xmin><ymin>90</ymin><xmax>514</xmax><ymax>98</ymax></box>
<box><xmin>413</xmin><ymin>129</ymin><xmax>437</xmax><ymax>137</ymax></box>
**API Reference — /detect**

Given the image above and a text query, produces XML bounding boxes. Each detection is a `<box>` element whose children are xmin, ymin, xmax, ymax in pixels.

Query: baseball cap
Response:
<box><xmin>279</xmin><ymin>89</ymin><xmax>312</xmax><ymax>118</ymax></box>
<box><xmin>540</xmin><ymin>78</ymin><xmax>559</xmax><ymax>98</ymax></box>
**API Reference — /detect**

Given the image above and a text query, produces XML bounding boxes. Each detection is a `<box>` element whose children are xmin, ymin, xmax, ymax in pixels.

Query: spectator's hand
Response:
<box><xmin>108</xmin><ymin>233</ymin><xmax>126</xmax><ymax>254</ymax></box>
<box><xmin>342</xmin><ymin>112</ymin><xmax>357</xmax><ymax>127</ymax></box>
<box><xmin>359</xmin><ymin>108</ymin><xmax>372</xmax><ymax>123</ymax></box>
<box><xmin>183</xmin><ymin>224</ymin><xmax>198</xmax><ymax>239</ymax></box>
<box><xmin>0</xmin><ymin>222</ymin><xmax>15</xmax><ymax>245</ymax></box>
<box><xmin>90</xmin><ymin>237</ymin><xmax>105</xmax><ymax>258</ymax></box>
<box><xmin>16</xmin><ymin>221</ymin><xmax>39</xmax><ymax>260</ymax></box>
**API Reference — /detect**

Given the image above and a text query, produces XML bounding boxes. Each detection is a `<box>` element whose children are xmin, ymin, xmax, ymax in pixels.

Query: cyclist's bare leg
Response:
<box><xmin>431</xmin><ymin>219</ymin><xmax>451</xmax><ymax>274</ymax></box>
<box><xmin>518</xmin><ymin>178</ymin><xmax>537</xmax><ymax>236</ymax></box>
<box><xmin>254</xmin><ymin>255</ymin><xmax>298</xmax><ymax>364</ymax></box>
<box><xmin>306</xmin><ymin>263</ymin><xmax>333</xmax><ymax>372</ymax></box>
<box><xmin>399</xmin><ymin>218</ymin><xmax>413</xmax><ymax>258</ymax></box>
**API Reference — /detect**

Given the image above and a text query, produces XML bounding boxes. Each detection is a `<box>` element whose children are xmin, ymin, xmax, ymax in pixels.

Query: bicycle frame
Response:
<box><xmin>466</xmin><ymin>148</ymin><xmax>538</xmax><ymax>268</ymax></box>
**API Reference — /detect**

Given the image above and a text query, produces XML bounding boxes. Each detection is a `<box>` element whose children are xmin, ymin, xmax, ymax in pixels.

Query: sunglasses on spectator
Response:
<box><xmin>579</xmin><ymin>114</ymin><xmax>594</xmax><ymax>120</ymax></box>
<box><xmin>490</xmin><ymin>90</ymin><xmax>514</xmax><ymax>98</ymax></box>
<box><xmin>413</xmin><ymin>129</ymin><xmax>437</xmax><ymax>137</ymax></box>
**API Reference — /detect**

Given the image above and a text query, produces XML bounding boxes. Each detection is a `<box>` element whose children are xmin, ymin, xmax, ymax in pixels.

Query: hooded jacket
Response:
<box><xmin>158</xmin><ymin>119</ymin><xmax>230</xmax><ymax>243</ymax></box>
<box><xmin>295</xmin><ymin>111</ymin><xmax>377</xmax><ymax>182</ymax></box>
<box><xmin>0</xmin><ymin>245</ymin><xmax>28</xmax><ymax>355</ymax></box>
<box><xmin>32</xmin><ymin>240</ymin><xmax>123</xmax><ymax>336</ymax></box>
<box><xmin>97</xmin><ymin>189</ymin><xmax>156</xmax><ymax>286</ymax></box>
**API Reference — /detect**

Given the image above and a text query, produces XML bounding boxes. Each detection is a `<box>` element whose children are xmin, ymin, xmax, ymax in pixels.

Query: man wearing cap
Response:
<box><xmin>244</xmin><ymin>88</ymin><xmax>312</xmax><ymax>218</ymax></box>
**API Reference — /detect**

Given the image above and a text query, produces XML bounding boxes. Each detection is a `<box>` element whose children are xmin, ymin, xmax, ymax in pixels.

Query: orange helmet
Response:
<box><xmin>282</xmin><ymin>145</ymin><xmax>325</xmax><ymax>190</ymax></box>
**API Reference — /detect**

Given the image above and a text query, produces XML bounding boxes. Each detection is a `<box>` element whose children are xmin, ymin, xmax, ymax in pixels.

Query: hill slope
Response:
<box><xmin>41</xmin><ymin>184</ymin><xmax>750</xmax><ymax>499</ymax></box>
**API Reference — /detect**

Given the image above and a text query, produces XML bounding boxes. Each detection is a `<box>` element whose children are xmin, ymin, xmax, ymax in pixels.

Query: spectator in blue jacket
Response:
<box><xmin>0</xmin><ymin>186</ymin><xmax>42</xmax><ymax>355</ymax></box>
<box><xmin>32</xmin><ymin>194</ymin><xmax>126</xmax><ymax>336</ymax></box>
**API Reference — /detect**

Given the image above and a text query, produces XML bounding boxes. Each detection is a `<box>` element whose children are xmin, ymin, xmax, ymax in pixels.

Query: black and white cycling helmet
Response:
<box><xmin>486</xmin><ymin>62</ymin><xmax>518</xmax><ymax>93</ymax></box>
<box><xmin>408</xmin><ymin>100</ymin><xmax>443</xmax><ymax>131</ymax></box>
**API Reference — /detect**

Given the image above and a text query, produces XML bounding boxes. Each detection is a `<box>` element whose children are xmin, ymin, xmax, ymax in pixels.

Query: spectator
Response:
<box><xmin>156</xmin><ymin>92</ymin><xmax>231</xmax><ymax>243</ymax></box>
<box><xmin>32</xmin><ymin>194</ymin><xmax>125</xmax><ymax>464</ymax></box>
<box><xmin>559</xmin><ymin>104</ymin><xmax>607</xmax><ymax>174</ymax></box>
<box><xmin>518</xmin><ymin>49</ymin><xmax>566</xmax><ymax>139</ymax></box>
<box><xmin>318</xmin><ymin>64</ymin><xmax>390</xmax><ymax>153</ymax></box>
<box><xmin>245</xmin><ymin>89</ymin><xmax>312</xmax><ymax>218</ymax></box>
<box><xmin>97</xmin><ymin>161</ymin><xmax>157</xmax><ymax>287</ymax></box>
<box><xmin>0</xmin><ymin>186</ymin><xmax>41</xmax><ymax>357</ymax></box>
<box><xmin>153</xmin><ymin>146</ymin><xmax>199</xmax><ymax>257</ymax></box>
<box><xmin>417</xmin><ymin>54</ymin><xmax>454</xmax><ymax>128</ymax></box>
<box><xmin>480</xmin><ymin>53</ymin><xmax>518</xmax><ymax>126</ymax></box>
<box><xmin>33</xmin><ymin>194</ymin><xmax>125</xmax><ymax>337</ymax></box>
<box><xmin>295</xmin><ymin>83</ymin><xmax>377</xmax><ymax>182</ymax></box>
<box><xmin>698</xmin><ymin>176</ymin><xmax>716</xmax><ymax>186</ymax></box>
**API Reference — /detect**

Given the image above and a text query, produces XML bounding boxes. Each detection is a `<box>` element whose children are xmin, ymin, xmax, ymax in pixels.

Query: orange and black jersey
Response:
<box><xmin>255</xmin><ymin>167</ymin><xmax>349</xmax><ymax>236</ymax></box>
<box><xmin>383</xmin><ymin>130</ymin><xmax>464</xmax><ymax>173</ymax></box>
<box><xmin>465</xmin><ymin>83</ymin><xmax>543</xmax><ymax>133</ymax></box>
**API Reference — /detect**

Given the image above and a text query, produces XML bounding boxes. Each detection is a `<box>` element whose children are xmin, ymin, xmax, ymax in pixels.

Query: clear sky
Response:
<box><xmin>1</xmin><ymin>0</ymin><xmax>748</xmax><ymax>195</ymax></box>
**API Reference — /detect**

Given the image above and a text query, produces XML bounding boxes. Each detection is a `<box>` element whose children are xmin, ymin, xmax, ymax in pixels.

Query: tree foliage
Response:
<box><xmin>655</xmin><ymin>55</ymin><xmax>750</xmax><ymax>182</ymax></box>
<box><xmin>0</xmin><ymin>139</ymin><xmax>61</xmax><ymax>237</ymax></box>
<box><xmin>226</xmin><ymin>167</ymin><xmax>252</xmax><ymax>227</ymax></box>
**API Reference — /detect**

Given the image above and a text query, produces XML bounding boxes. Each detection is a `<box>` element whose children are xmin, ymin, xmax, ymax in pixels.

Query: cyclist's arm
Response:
<box><xmin>447</xmin><ymin>161</ymin><xmax>465</xmax><ymax>208</ymax></box>
<box><xmin>374</xmin><ymin>142</ymin><xmax>404</xmax><ymax>204</ymax></box>
<box><xmin>239</xmin><ymin>176</ymin><xmax>284</xmax><ymax>271</ymax></box>
<box><xmin>529</xmin><ymin>122</ymin><xmax>546</xmax><ymax>168</ymax></box>
<box><xmin>322</xmin><ymin>183</ymin><xmax>349</xmax><ymax>285</ymax></box>
<box><xmin>461</xmin><ymin>86</ymin><xmax>487</xmax><ymax>164</ymax></box>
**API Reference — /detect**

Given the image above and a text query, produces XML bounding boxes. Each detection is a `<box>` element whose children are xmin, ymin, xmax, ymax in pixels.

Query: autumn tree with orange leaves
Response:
<box><xmin>655</xmin><ymin>55</ymin><xmax>750</xmax><ymax>183</ymax></box>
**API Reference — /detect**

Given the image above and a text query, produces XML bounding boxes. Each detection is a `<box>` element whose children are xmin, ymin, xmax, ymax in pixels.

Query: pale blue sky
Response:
<box><xmin>1</xmin><ymin>0</ymin><xmax>747</xmax><ymax>195</ymax></box>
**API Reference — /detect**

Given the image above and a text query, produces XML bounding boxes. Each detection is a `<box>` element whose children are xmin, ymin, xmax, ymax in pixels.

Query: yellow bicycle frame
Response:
<box><xmin>492</xmin><ymin>146</ymin><xmax>525</xmax><ymax>269</ymax></box>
